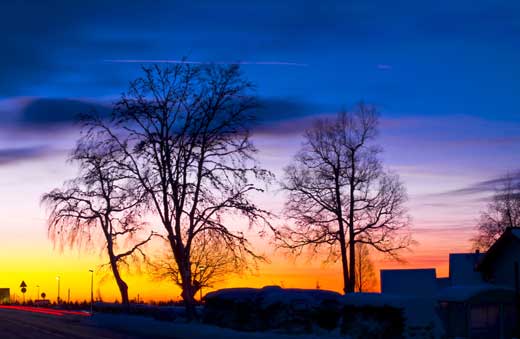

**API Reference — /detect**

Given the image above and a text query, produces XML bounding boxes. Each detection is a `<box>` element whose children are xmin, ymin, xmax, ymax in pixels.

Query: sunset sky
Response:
<box><xmin>1</xmin><ymin>0</ymin><xmax>520</xmax><ymax>302</ymax></box>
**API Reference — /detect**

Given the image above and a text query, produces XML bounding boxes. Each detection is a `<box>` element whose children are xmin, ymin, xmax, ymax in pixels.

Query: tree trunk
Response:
<box><xmin>108</xmin><ymin>252</ymin><xmax>129</xmax><ymax>305</ymax></box>
<box><xmin>179</xmin><ymin>262</ymin><xmax>197</xmax><ymax>321</ymax></box>
<box><xmin>173</xmin><ymin>242</ymin><xmax>197</xmax><ymax>321</ymax></box>
<box><xmin>335</xmin><ymin>170</ymin><xmax>350</xmax><ymax>294</ymax></box>
<box><xmin>348</xmin><ymin>155</ymin><xmax>356</xmax><ymax>293</ymax></box>
<box><xmin>338</xmin><ymin>228</ymin><xmax>350</xmax><ymax>294</ymax></box>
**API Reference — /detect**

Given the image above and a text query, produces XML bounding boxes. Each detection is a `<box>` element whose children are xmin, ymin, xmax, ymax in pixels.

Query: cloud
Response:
<box><xmin>0</xmin><ymin>146</ymin><xmax>58</xmax><ymax>166</ymax></box>
<box><xmin>104</xmin><ymin>59</ymin><xmax>309</xmax><ymax>67</ymax></box>
<box><xmin>257</xmin><ymin>98</ymin><xmax>325</xmax><ymax>122</ymax></box>
<box><xmin>433</xmin><ymin>172</ymin><xmax>520</xmax><ymax>197</ymax></box>
<box><xmin>19</xmin><ymin>98</ymin><xmax>110</xmax><ymax>126</ymax></box>
<box><xmin>253</xmin><ymin>98</ymin><xmax>334</xmax><ymax>136</ymax></box>
<box><xmin>0</xmin><ymin>97</ymin><xmax>110</xmax><ymax>127</ymax></box>
<box><xmin>0</xmin><ymin>97</ymin><xmax>110</xmax><ymax>166</ymax></box>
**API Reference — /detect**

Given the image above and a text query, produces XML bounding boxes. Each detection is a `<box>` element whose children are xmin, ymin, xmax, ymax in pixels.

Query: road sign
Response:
<box><xmin>20</xmin><ymin>281</ymin><xmax>27</xmax><ymax>288</ymax></box>
<box><xmin>21</xmin><ymin>287</ymin><xmax>26</xmax><ymax>294</ymax></box>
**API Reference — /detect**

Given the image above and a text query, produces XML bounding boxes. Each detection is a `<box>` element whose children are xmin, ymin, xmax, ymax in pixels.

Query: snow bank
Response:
<box><xmin>204</xmin><ymin>287</ymin><xmax>406</xmax><ymax>338</ymax></box>
<box><xmin>206</xmin><ymin>285</ymin><xmax>341</xmax><ymax>308</ymax></box>
<box><xmin>204</xmin><ymin>286</ymin><xmax>343</xmax><ymax>334</ymax></box>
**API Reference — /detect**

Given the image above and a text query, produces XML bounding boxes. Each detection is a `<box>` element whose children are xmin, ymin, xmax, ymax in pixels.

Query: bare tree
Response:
<box><xmin>42</xmin><ymin>130</ymin><xmax>154</xmax><ymax>305</ymax></box>
<box><xmin>151</xmin><ymin>232</ymin><xmax>248</xmax><ymax>301</ymax></box>
<box><xmin>87</xmin><ymin>63</ymin><xmax>272</xmax><ymax>318</ymax></box>
<box><xmin>473</xmin><ymin>173</ymin><xmax>520</xmax><ymax>250</ymax></box>
<box><xmin>355</xmin><ymin>242</ymin><xmax>377</xmax><ymax>292</ymax></box>
<box><xmin>279</xmin><ymin>104</ymin><xmax>411</xmax><ymax>293</ymax></box>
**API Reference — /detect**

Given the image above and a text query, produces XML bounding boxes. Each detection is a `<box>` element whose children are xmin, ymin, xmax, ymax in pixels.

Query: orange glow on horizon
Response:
<box><xmin>0</xmin><ymin>233</ymin><xmax>471</xmax><ymax>303</ymax></box>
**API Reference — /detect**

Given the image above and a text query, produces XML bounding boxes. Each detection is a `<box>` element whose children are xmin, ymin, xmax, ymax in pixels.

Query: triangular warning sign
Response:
<box><xmin>20</xmin><ymin>281</ymin><xmax>27</xmax><ymax>288</ymax></box>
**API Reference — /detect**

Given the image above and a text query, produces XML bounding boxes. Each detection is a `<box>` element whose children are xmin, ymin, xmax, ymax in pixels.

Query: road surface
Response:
<box><xmin>0</xmin><ymin>306</ymin><xmax>142</xmax><ymax>339</ymax></box>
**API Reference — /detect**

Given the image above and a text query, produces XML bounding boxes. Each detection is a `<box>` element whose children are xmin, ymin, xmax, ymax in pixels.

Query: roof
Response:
<box><xmin>380</xmin><ymin>269</ymin><xmax>437</xmax><ymax>297</ymax></box>
<box><xmin>477</xmin><ymin>227</ymin><xmax>520</xmax><ymax>271</ymax></box>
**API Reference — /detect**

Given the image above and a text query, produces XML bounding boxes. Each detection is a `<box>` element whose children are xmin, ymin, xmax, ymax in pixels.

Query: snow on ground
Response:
<box><xmin>344</xmin><ymin>292</ymin><xmax>442</xmax><ymax>338</ymax></box>
<box><xmin>86</xmin><ymin>313</ymin><xmax>352</xmax><ymax>338</ymax></box>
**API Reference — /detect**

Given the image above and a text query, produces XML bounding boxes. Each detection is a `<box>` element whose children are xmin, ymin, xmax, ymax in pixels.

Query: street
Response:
<box><xmin>0</xmin><ymin>307</ymin><xmax>140</xmax><ymax>339</ymax></box>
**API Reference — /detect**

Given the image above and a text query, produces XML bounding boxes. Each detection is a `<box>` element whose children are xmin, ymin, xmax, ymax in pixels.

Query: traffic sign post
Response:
<box><xmin>20</xmin><ymin>281</ymin><xmax>27</xmax><ymax>304</ymax></box>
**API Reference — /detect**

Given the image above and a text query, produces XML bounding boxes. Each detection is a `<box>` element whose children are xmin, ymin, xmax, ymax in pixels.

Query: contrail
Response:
<box><xmin>104</xmin><ymin>59</ymin><xmax>308</xmax><ymax>67</ymax></box>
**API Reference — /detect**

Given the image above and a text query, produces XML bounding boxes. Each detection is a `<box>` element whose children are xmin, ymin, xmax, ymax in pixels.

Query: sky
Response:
<box><xmin>0</xmin><ymin>0</ymin><xmax>520</xmax><ymax>302</ymax></box>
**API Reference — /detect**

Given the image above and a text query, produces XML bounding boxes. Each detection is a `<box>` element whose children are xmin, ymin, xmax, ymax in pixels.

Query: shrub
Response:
<box><xmin>341</xmin><ymin>305</ymin><xmax>405</xmax><ymax>339</ymax></box>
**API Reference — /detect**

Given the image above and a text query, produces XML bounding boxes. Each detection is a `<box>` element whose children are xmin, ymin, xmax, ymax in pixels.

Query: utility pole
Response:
<box><xmin>89</xmin><ymin>269</ymin><xmax>94</xmax><ymax>314</ymax></box>
<box><xmin>56</xmin><ymin>276</ymin><xmax>60</xmax><ymax>304</ymax></box>
<box><xmin>199</xmin><ymin>265</ymin><xmax>206</xmax><ymax>302</ymax></box>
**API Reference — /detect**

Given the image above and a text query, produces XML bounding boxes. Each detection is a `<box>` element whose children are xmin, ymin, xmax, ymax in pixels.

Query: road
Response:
<box><xmin>0</xmin><ymin>306</ymin><xmax>141</xmax><ymax>339</ymax></box>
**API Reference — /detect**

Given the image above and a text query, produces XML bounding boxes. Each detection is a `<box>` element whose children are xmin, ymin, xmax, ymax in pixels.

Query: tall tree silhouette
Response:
<box><xmin>89</xmin><ymin>63</ymin><xmax>271</xmax><ymax>318</ymax></box>
<box><xmin>42</xmin><ymin>131</ymin><xmax>154</xmax><ymax>305</ymax></box>
<box><xmin>473</xmin><ymin>173</ymin><xmax>520</xmax><ymax>250</ymax></box>
<box><xmin>279</xmin><ymin>104</ymin><xmax>411</xmax><ymax>293</ymax></box>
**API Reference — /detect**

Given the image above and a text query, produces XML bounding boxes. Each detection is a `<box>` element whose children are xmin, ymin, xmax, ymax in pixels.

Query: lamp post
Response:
<box><xmin>199</xmin><ymin>265</ymin><xmax>206</xmax><ymax>302</ymax></box>
<box><xmin>56</xmin><ymin>276</ymin><xmax>60</xmax><ymax>304</ymax></box>
<box><xmin>36</xmin><ymin>285</ymin><xmax>40</xmax><ymax>301</ymax></box>
<box><xmin>89</xmin><ymin>269</ymin><xmax>94</xmax><ymax>314</ymax></box>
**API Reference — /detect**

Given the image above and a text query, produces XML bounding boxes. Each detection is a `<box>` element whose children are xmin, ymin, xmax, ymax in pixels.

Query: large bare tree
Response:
<box><xmin>42</xmin><ymin>130</ymin><xmax>154</xmax><ymax>305</ymax></box>
<box><xmin>473</xmin><ymin>173</ymin><xmax>520</xmax><ymax>250</ymax></box>
<box><xmin>88</xmin><ymin>63</ymin><xmax>271</xmax><ymax>318</ymax></box>
<box><xmin>279</xmin><ymin>104</ymin><xmax>411</xmax><ymax>293</ymax></box>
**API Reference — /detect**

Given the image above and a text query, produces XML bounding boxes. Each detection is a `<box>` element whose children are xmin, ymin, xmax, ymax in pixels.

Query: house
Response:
<box><xmin>449</xmin><ymin>252</ymin><xmax>485</xmax><ymax>285</ymax></box>
<box><xmin>379</xmin><ymin>227</ymin><xmax>520</xmax><ymax>339</ymax></box>
<box><xmin>381</xmin><ymin>268</ymin><xmax>437</xmax><ymax>297</ymax></box>
<box><xmin>477</xmin><ymin>227</ymin><xmax>520</xmax><ymax>291</ymax></box>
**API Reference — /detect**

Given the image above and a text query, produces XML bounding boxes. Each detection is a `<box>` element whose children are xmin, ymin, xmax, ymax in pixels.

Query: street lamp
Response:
<box><xmin>36</xmin><ymin>285</ymin><xmax>40</xmax><ymax>301</ymax></box>
<box><xmin>89</xmin><ymin>269</ymin><xmax>94</xmax><ymax>314</ymax></box>
<box><xmin>199</xmin><ymin>265</ymin><xmax>206</xmax><ymax>302</ymax></box>
<box><xmin>56</xmin><ymin>276</ymin><xmax>60</xmax><ymax>304</ymax></box>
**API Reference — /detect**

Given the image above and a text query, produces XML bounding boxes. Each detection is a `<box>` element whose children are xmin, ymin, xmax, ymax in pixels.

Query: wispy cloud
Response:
<box><xmin>0</xmin><ymin>97</ymin><xmax>110</xmax><ymax>127</ymax></box>
<box><xmin>104</xmin><ymin>59</ymin><xmax>309</xmax><ymax>67</ymax></box>
<box><xmin>0</xmin><ymin>146</ymin><xmax>59</xmax><ymax>166</ymax></box>
<box><xmin>431</xmin><ymin>172</ymin><xmax>520</xmax><ymax>197</ymax></box>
